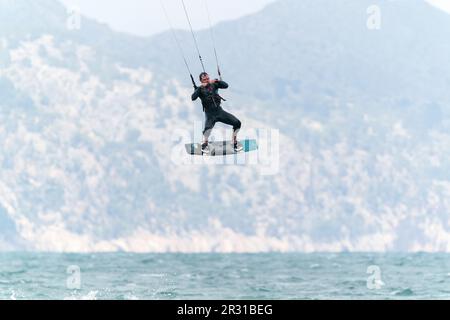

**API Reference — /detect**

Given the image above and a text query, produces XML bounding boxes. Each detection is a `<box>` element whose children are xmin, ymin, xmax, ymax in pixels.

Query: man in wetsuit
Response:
<box><xmin>192</xmin><ymin>72</ymin><xmax>242</xmax><ymax>154</ymax></box>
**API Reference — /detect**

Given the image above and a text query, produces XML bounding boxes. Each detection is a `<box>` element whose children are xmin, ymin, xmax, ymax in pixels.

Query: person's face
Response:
<box><xmin>201</xmin><ymin>74</ymin><xmax>210</xmax><ymax>84</ymax></box>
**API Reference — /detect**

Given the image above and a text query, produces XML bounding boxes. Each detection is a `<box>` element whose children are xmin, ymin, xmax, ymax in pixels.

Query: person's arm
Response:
<box><xmin>215</xmin><ymin>80</ymin><xmax>229</xmax><ymax>89</ymax></box>
<box><xmin>192</xmin><ymin>87</ymin><xmax>201</xmax><ymax>101</ymax></box>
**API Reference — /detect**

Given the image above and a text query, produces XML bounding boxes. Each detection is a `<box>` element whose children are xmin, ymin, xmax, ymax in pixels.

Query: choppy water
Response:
<box><xmin>0</xmin><ymin>253</ymin><xmax>449</xmax><ymax>300</ymax></box>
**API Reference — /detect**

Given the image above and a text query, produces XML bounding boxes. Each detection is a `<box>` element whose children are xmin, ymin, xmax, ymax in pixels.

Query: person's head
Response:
<box><xmin>199</xmin><ymin>72</ymin><xmax>210</xmax><ymax>84</ymax></box>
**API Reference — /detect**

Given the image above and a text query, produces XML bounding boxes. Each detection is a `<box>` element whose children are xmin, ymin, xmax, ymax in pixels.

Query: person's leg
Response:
<box><xmin>217</xmin><ymin>109</ymin><xmax>242</xmax><ymax>145</ymax></box>
<box><xmin>202</xmin><ymin>113</ymin><xmax>216</xmax><ymax>152</ymax></box>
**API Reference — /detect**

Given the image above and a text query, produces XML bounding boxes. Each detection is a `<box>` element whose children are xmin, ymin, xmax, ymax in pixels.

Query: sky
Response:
<box><xmin>59</xmin><ymin>0</ymin><xmax>275</xmax><ymax>37</ymax></box>
<box><xmin>427</xmin><ymin>0</ymin><xmax>450</xmax><ymax>12</ymax></box>
<box><xmin>426</xmin><ymin>0</ymin><xmax>450</xmax><ymax>13</ymax></box>
<box><xmin>57</xmin><ymin>0</ymin><xmax>450</xmax><ymax>37</ymax></box>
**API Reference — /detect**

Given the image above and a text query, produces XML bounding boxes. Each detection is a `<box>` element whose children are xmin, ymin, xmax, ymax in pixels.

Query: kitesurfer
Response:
<box><xmin>192</xmin><ymin>72</ymin><xmax>242</xmax><ymax>154</ymax></box>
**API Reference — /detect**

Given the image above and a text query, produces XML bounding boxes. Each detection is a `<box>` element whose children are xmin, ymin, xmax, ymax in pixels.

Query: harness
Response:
<box><xmin>202</xmin><ymin>85</ymin><xmax>226</xmax><ymax>112</ymax></box>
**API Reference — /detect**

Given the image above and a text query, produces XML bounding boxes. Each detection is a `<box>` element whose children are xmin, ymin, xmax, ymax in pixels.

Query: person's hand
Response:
<box><xmin>210</xmin><ymin>79</ymin><xmax>219</xmax><ymax>84</ymax></box>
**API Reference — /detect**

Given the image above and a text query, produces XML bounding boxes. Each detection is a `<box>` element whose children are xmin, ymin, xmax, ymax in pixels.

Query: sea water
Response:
<box><xmin>0</xmin><ymin>253</ymin><xmax>449</xmax><ymax>300</ymax></box>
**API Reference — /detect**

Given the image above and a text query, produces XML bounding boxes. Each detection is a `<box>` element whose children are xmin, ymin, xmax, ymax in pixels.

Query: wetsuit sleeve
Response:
<box><xmin>192</xmin><ymin>87</ymin><xmax>201</xmax><ymax>101</ymax></box>
<box><xmin>216</xmin><ymin>80</ymin><xmax>229</xmax><ymax>89</ymax></box>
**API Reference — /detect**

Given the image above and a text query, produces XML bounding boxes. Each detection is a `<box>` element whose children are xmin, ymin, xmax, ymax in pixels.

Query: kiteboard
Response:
<box><xmin>185</xmin><ymin>139</ymin><xmax>258</xmax><ymax>156</ymax></box>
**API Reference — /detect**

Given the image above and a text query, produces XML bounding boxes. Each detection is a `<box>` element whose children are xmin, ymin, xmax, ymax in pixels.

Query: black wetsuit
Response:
<box><xmin>191</xmin><ymin>80</ymin><xmax>241</xmax><ymax>138</ymax></box>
